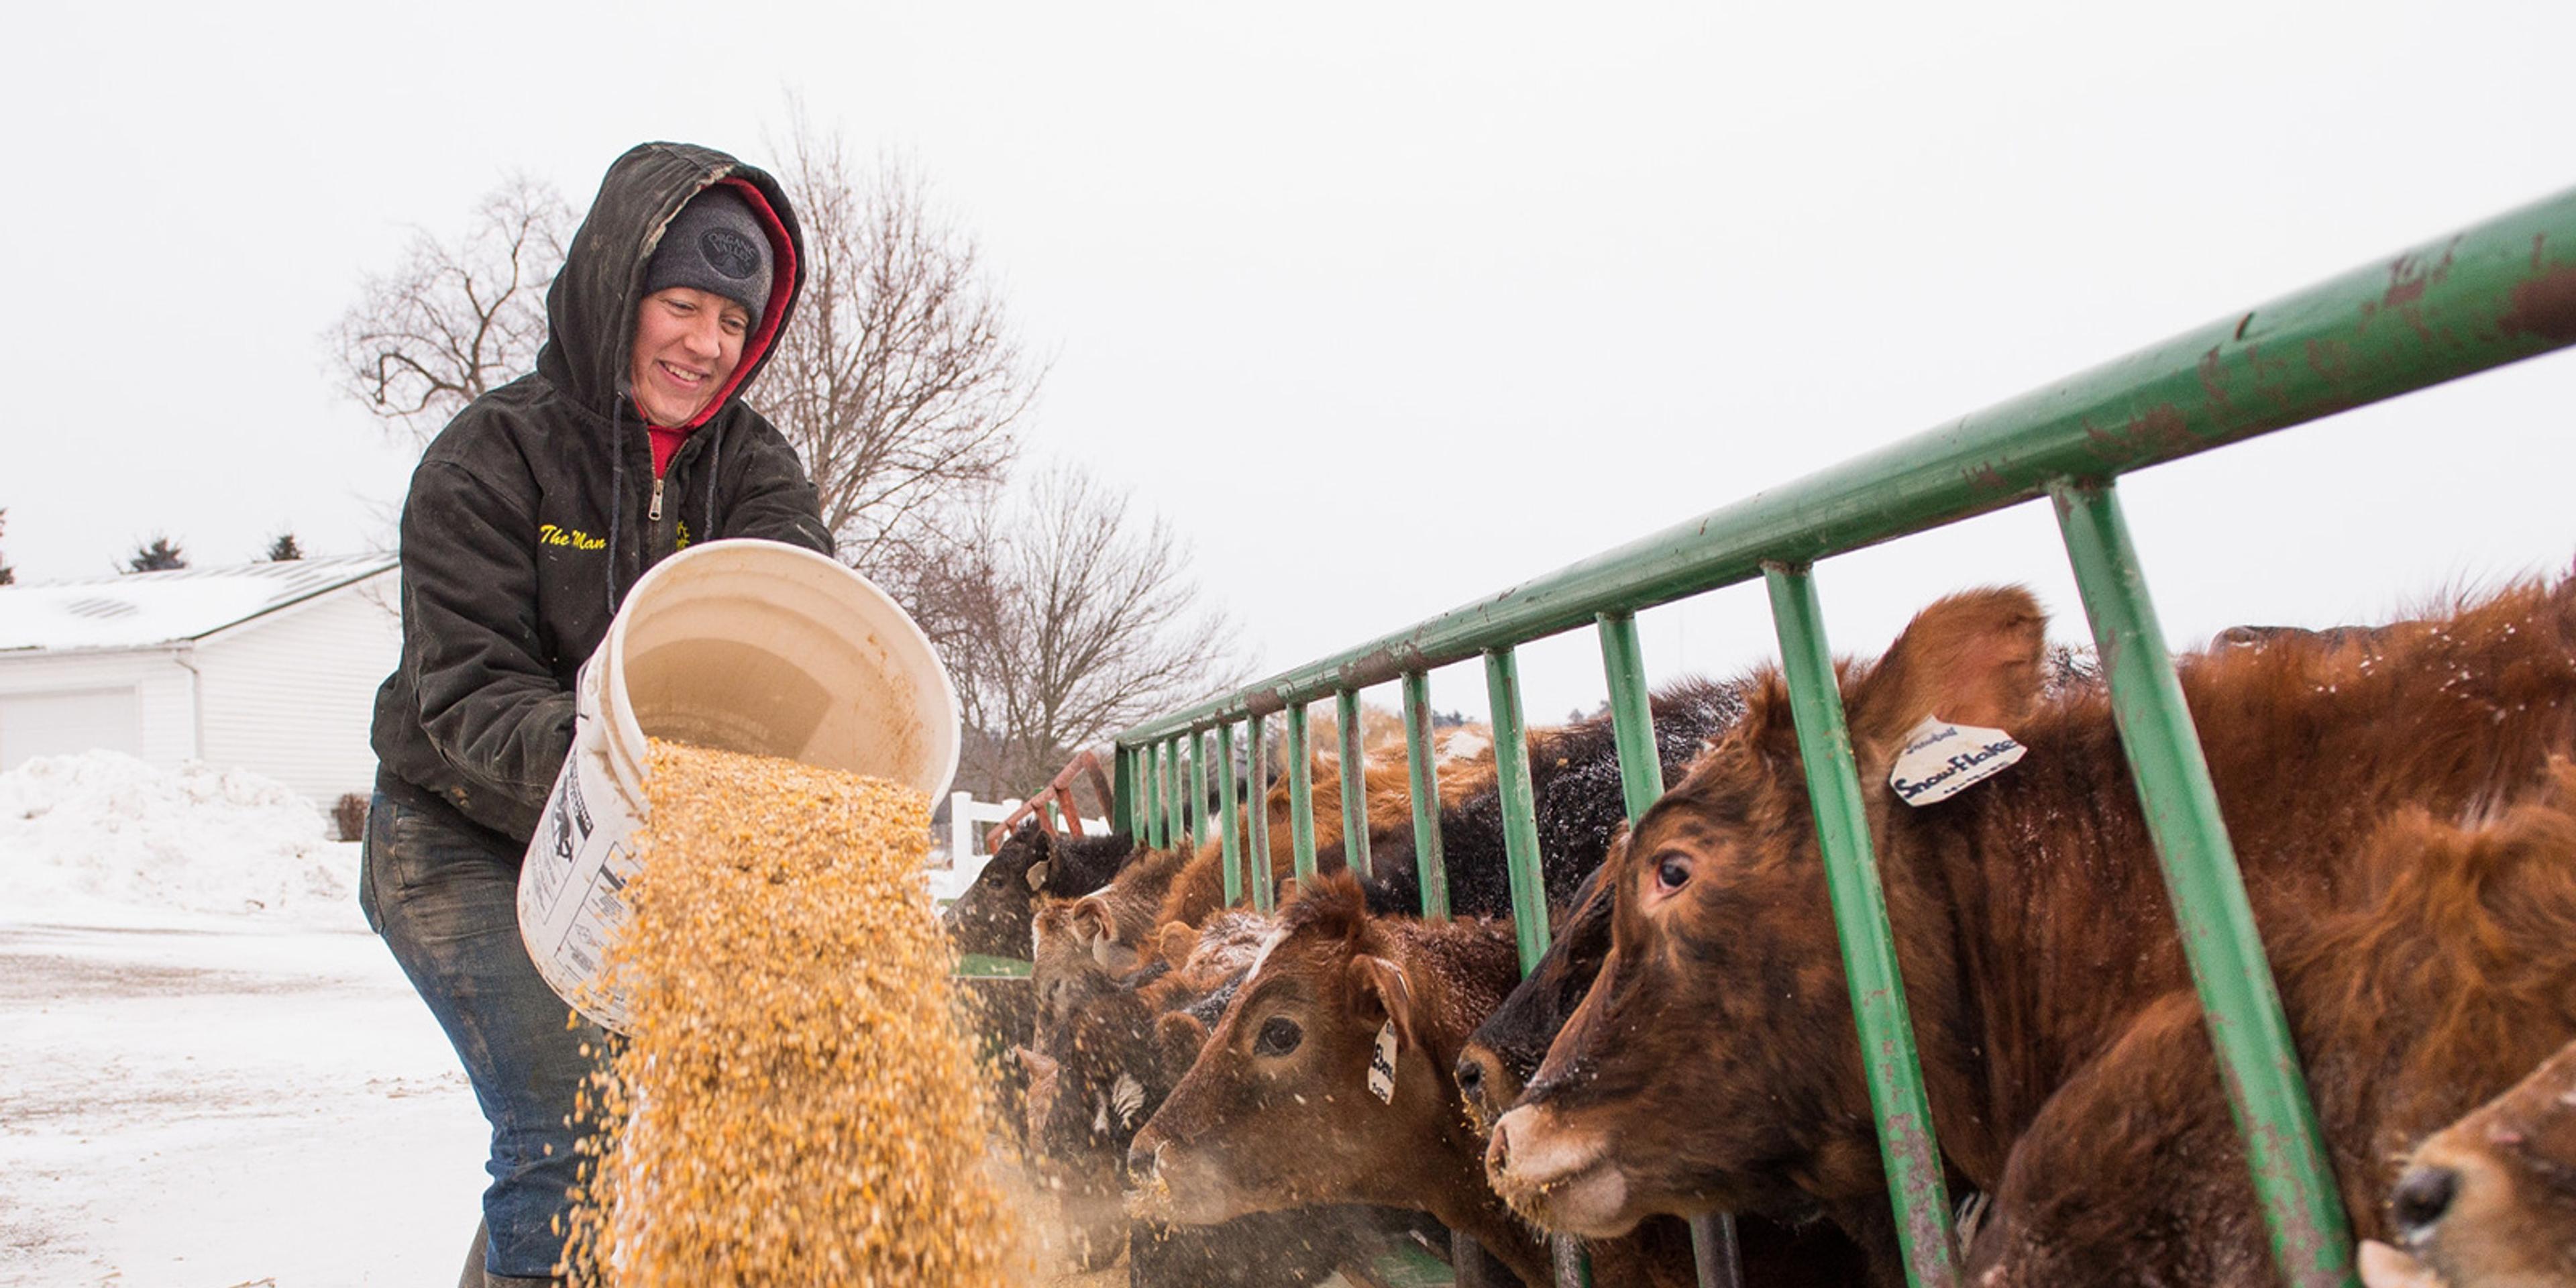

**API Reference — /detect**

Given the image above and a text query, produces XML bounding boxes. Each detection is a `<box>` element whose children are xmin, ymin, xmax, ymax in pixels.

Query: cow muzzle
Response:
<box><xmin>1123</xmin><ymin>1129</ymin><xmax>1240</xmax><ymax>1228</ymax></box>
<box><xmin>1485</xmin><ymin>1104</ymin><xmax>1635</xmax><ymax>1237</ymax></box>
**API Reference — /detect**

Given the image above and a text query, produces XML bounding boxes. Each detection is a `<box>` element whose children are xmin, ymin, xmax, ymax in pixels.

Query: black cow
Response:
<box><xmin>1345</xmin><ymin>679</ymin><xmax>1743</xmax><ymax>920</ymax></box>
<box><xmin>943</xmin><ymin>818</ymin><xmax>1135</xmax><ymax>961</ymax></box>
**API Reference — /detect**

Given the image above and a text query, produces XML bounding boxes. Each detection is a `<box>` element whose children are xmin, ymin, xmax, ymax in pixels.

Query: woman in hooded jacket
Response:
<box><xmin>360</xmin><ymin>142</ymin><xmax>831</xmax><ymax>1287</ymax></box>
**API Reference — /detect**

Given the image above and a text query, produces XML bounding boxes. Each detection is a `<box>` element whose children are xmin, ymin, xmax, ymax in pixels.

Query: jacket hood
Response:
<box><xmin>538</xmin><ymin>142</ymin><xmax>804</xmax><ymax>427</ymax></box>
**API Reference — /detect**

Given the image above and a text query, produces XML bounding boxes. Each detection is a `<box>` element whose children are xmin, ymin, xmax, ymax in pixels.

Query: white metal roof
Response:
<box><xmin>0</xmin><ymin>554</ymin><xmax>397</xmax><ymax>653</ymax></box>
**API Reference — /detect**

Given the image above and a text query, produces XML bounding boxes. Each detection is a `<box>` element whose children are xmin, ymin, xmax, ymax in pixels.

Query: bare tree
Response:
<box><xmin>127</xmin><ymin>536</ymin><xmax>186</xmax><ymax>574</ymax></box>
<box><xmin>908</xmin><ymin>464</ymin><xmax>1238</xmax><ymax>800</ymax></box>
<box><xmin>762</xmin><ymin>113</ymin><xmax>1037</xmax><ymax>577</ymax></box>
<box><xmin>329</xmin><ymin>174</ymin><xmax>572</xmax><ymax>445</ymax></box>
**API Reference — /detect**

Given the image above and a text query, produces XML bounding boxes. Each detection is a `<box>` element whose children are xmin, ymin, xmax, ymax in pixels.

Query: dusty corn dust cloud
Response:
<box><xmin>563</xmin><ymin>739</ymin><xmax>1018</xmax><ymax>1286</ymax></box>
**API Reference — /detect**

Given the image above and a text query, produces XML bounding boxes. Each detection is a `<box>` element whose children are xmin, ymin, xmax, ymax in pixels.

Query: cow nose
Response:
<box><xmin>1485</xmin><ymin>1116</ymin><xmax>1513</xmax><ymax>1175</ymax></box>
<box><xmin>2390</xmin><ymin>1165</ymin><xmax>2459</xmax><ymax>1240</ymax></box>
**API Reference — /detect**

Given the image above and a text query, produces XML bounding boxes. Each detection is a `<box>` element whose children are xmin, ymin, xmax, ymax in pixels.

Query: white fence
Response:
<box><xmin>926</xmin><ymin>791</ymin><xmax>1110</xmax><ymax>906</ymax></box>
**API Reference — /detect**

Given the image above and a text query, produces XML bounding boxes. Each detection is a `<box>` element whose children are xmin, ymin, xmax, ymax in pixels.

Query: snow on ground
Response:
<box><xmin>0</xmin><ymin>751</ymin><xmax>1158</xmax><ymax>1287</ymax></box>
<box><xmin>1</xmin><ymin>753</ymin><xmax>358</xmax><ymax>929</ymax></box>
<box><xmin>1</xmin><ymin>753</ymin><xmax>486</xmax><ymax>1287</ymax></box>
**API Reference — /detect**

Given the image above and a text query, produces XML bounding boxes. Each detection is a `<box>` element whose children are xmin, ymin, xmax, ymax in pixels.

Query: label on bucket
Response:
<box><xmin>519</xmin><ymin>723</ymin><xmax>645</xmax><ymax>1031</ymax></box>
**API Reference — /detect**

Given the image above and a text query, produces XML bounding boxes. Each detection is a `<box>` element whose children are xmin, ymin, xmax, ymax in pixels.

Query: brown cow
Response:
<box><xmin>1962</xmin><ymin>762</ymin><xmax>2576</xmax><ymax>1285</ymax></box>
<box><xmin>1062</xmin><ymin>843</ymin><xmax>1197</xmax><ymax>974</ymax></box>
<box><xmin>1020</xmin><ymin>911</ymin><xmax>1275</xmax><ymax>1267</ymax></box>
<box><xmin>1487</xmin><ymin>581</ymin><xmax>2576</xmax><ymax>1284</ymax></box>
<box><xmin>2368</xmin><ymin>1036</ymin><xmax>2576</xmax><ymax>1288</ymax></box>
<box><xmin>1126</xmin><ymin>873</ymin><xmax>1550</xmax><ymax>1285</ymax></box>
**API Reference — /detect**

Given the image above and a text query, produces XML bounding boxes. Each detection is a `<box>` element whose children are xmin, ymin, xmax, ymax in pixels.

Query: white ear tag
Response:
<box><xmin>1888</xmin><ymin>714</ymin><xmax>2025</xmax><ymax>807</ymax></box>
<box><xmin>1366</xmin><ymin>1020</ymin><xmax>1398</xmax><ymax>1104</ymax></box>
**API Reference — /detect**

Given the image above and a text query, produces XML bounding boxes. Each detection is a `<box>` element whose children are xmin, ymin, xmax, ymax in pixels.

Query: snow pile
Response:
<box><xmin>0</xmin><ymin>751</ymin><xmax>359</xmax><ymax>926</ymax></box>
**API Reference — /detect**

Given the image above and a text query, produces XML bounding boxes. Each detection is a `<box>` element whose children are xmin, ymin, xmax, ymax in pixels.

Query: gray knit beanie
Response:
<box><xmin>644</xmin><ymin>186</ymin><xmax>773</xmax><ymax>329</ymax></box>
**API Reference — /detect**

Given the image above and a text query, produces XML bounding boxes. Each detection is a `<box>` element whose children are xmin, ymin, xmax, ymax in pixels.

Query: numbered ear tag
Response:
<box><xmin>1888</xmin><ymin>714</ymin><xmax>2025</xmax><ymax>807</ymax></box>
<box><xmin>1366</xmin><ymin>1020</ymin><xmax>1398</xmax><ymax>1104</ymax></box>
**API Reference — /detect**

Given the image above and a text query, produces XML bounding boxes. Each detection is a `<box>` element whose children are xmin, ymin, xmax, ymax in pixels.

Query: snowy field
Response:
<box><xmin>1</xmin><ymin>753</ymin><xmax>488</xmax><ymax>1288</ymax></box>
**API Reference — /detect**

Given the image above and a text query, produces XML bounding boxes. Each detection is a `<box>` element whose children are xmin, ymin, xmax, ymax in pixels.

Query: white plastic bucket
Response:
<box><xmin>516</xmin><ymin>539</ymin><xmax>961</xmax><ymax>1030</ymax></box>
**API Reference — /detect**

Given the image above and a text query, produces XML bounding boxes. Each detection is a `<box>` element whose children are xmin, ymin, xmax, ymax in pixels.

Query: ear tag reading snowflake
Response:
<box><xmin>1366</xmin><ymin>1020</ymin><xmax>1398</xmax><ymax>1104</ymax></box>
<box><xmin>1888</xmin><ymin>714</ymin><xmax>2025</xmax><ymax>807</ymax></box>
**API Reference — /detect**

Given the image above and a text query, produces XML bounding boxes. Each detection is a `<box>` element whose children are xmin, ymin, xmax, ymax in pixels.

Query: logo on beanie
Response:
<box><xmin>700</xmin><ymin>227</ymin><xmax>761</xmax><ymax>280</ymax></box>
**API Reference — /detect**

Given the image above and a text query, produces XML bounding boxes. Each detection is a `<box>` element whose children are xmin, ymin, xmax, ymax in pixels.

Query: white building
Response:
<box><xmin>0</xmin><ymin>555</ymin><xmax>402</xmax><ymax>807</ymax></box>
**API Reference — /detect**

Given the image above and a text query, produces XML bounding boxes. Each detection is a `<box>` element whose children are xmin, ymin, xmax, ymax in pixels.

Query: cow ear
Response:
<box><xmin>1345</xmin><ymin>954</ymin><xmax>1415</xmax><ymax>1052</ymax></box>
<box><xmin>1156</xmin><ymin>1010</ymin><xmax>1212</xmax><ymax>1071</ymax></box>
<box><xmin>1150</xmin><ymin>922</ymin><xmax>1198</xmax><ymax>968</ymax></box>
<box><xmin>1024</xmin><ymin>859</ymin><xmax>1052</xmax><ymax>892</ymax></box>
<box><xmin>1844</xmin><ymin>586</ymin><xmax>2047</xmax><ymax>761</ymax></box>
<box><xmin>1015</xmin><ymin>1044</ymin><xmax>1060</xmax><ymax>1085</ymax></box>
<box><xmin>1070</xmin><ymin>895</ymin><xmax>1117</xmax><ymax>945</ymax></box>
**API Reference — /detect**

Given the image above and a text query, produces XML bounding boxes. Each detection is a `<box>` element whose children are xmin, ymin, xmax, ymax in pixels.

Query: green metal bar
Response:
<box><xmin>1764</xmin><ymin>563</ymin><xmax>1960</xmax><ymax>1288</ymax></box>
<box><xmin>1597</xmin><ymin>610</ymin><xmax>1743</xmax><ymax>1288</ymax></box>
<box><xmin>2051</xmin><ymin>479</ymin><xmax>2357</xmax><ymax>1288</ymax></box>
<box><xmin>1248</xmin><ymin>713</ymin><xmax>1273</xmax><ymax>913</ymax></box>
<box><xmin>1159</xmin><ymin>741</ymin><xmax>1179</xmax><ymax>850</ymax></box>
<box><xmin>1219</xmin><ymin>722</ymin><xmax>1244</xmax><ymax>907</ymax></box>
<box><xmin>1338</xmin><ymin>689</ymin><xmax>1373</xmax><ymax>879</ymax></box>
<box><xmin>1112</xmin><ymin>744</ymin><xmax>1136</xmax><ymax>837</ymax></box>
<box><xmin>1190</xmin><ymin>731</ymin><xmax>1210</xmax><ymax>852</ymax></box>
<box><xmin>1596</xmin><ymin>611</ymin><xmax>1666</xmax><ymax>816</ymax></box>
<box><xmin>1146</xmin><ymin>742</ymin><xmax>1165</xmax><ymax>849</ymax></box>
<box><xmin>1113</xmin><ymin>189</ymin><xmax>2576</xmax><ymax>749</ymax></box>
<box><xmin>1399</xmin><ymin>670</ymin><xmax>1452</xmax><ymax>920</ymax></box>
<box><xmin>1287</xmin><ymin>702</ymin><xmax>1318</xmax><ymax>884</ymax></box>
<box><xmin>1552</xmin><ymin>1239</ymin><xmax>1595</xmax><ymax>1288</ymax></box>
<box><xmin>1483</xmin><ymin>648</ymin><xmax>1551</xmax><ymax>975</ymax></box>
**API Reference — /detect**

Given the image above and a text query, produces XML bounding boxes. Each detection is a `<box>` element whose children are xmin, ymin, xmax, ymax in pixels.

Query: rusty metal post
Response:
<box><xmin>1218</xmin><ymin>722</ymin><xmax>1244</xmax><ymax>907</ymax></box>
<box><xmin>1597</xmin><ymin>609</ymin><xmax>1744</xmax><ymax>1288</ymax></box>
<box><xmin>1247</xmin><ymin>712</ymin><xmax>1273</xmax><ymax>912</ymax></box>
<box><xmin>1764</xmin><ymin>561</ymin><xmax>1961</xmax><ymax>1288</ymax></box>
<box><xmin>1287</xmin><ymin>702</ymin><xmax>1318</xmax><ymax>885</ymax></box>
<box><xmin>1399</xmin><ymin>669</ymin><xmax>1452</xmax><ymax>920</ymax></box>
<box><xmin>1337</xmin><ymin>688</ymin><xmax>1372</xmax><ymax>879</ymax></box>
<box><xmin>2051</xmin><ymin>478</ymin><xmax>2357</xmax><ymax>1288</ymax></box>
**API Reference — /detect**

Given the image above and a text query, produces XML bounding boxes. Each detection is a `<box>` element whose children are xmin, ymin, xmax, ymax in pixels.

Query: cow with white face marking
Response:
<box><xmin>1126</xmin><ymin>872</ymin><xmax>1550</xmax><ymax>1285</ymax></box>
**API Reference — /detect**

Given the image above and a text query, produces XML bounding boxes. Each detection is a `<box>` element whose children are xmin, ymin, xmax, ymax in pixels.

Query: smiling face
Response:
<box><xmin>627</xmin><ymin>286</ymin><xmax>749</xmax><ymax>426</ymax></box>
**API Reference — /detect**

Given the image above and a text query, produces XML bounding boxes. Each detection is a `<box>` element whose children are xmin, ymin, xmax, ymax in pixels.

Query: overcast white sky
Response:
<box><xmin>7</xmin><ymin>1</ymin><xmax>2571</xmax><ymax>726</ymax></box>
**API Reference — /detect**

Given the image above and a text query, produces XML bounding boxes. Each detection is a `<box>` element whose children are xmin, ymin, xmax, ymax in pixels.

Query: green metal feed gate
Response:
<box><xmin>1093</xmin><ymin>186</ymin><xmax>2576</xmax><ymax>1288</ymax></box>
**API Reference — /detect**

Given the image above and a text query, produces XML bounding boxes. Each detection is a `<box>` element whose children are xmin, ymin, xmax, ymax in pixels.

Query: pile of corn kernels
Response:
<box><xmin>563</xmin><ymin>739</ymin><xmax>1014</xmax><ymax>1285</ymax></box>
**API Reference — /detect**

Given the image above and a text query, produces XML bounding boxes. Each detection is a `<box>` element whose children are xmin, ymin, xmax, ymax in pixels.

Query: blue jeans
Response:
<box><xmin>360</xmin><ymin>788</ymin><xmax>604</xmax><ymax>1280</ymax></box>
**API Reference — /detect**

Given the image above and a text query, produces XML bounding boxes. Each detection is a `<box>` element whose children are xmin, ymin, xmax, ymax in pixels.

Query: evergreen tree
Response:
<box><xmin>126</xmin><ymin>536</ymin><xmax>187</xmax><ymax>574</ymax></box>
<box><xmin>264</xmin><ymin>531</ymin><xmax>305</xmax><ymax>561</ymax></box>
<box><xmin>0</xmin><ymin>508</ymin><xmax>13</xmax><ymax>586</ymax></box>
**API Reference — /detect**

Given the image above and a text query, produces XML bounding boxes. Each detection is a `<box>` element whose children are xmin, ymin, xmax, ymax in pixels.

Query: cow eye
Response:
<box><xmin>1254</xmin><ymin>1016</ymin><xmax>1303</xmax><ymax>1057</ymax></box>
<box><xmin>1655</xmin><ymin>853</ymin><xmax>1693</xmax><ymax>894</ymax></box>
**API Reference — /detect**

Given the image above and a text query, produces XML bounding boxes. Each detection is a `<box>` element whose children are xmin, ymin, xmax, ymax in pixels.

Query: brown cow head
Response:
<box><xmin>1487</xmin><ymin>587</ymin><xmax>2045</xmax><ymax>1238</ymax></box>
<box><xmin>2375</xmin><ymin>1036</ymin><xmax>2576</xmax><ymax>1288</ymax></box>
<box><xmin>1125</xmin><ymin>873</ymin><xmax>1521</xmax><ymax>1238</ymax></box>
<box><xmin>1030</xmin><ymin>898</ymin><xmax>1116</xmax><ymax>1032</ymax></box>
